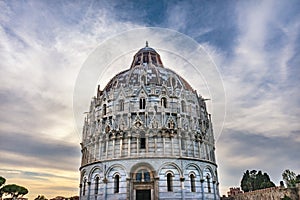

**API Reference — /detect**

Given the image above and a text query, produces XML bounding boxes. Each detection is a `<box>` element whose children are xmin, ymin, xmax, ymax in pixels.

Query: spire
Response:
<box><xmin>146</xmin><ymin>41</ymin><xmax>148</xmax><ymax>47</ymax></box>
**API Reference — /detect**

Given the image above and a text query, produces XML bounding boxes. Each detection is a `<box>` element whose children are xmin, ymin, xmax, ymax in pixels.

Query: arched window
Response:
<box><xmin>95</xmin><ymin>177</ymin><xmax>99</xmax><ymax>194</ymax></box>
<box><xmin>207</xmin><ymin>175</ymin><xmax>211</xmax><ymax>193</ymax></box>
<box><xmin>114</xmin><ymin>175</ymin><xmax>120</xmax><ymax>193</ymax></box>
<box><xmin>161</xmin><ymin>97</ymin><xmax>167</xmax><ymax>108</ymax></box>
<box><xmin>167</xmin><ymin>173</ymin><xmax>173</xmax><ymax>192</ymax></box>
<box><xmin>181</xmin><ymin>101</ymin><xmax>186</xmax><ymax>112</ymax></box>
<box><xmin>140</xmin><ymin>98</ymin><xmax>146</xmax><ymax>109</ymax></box>
<box><xmin>136</xmin><ymin>169</ymin><xmax>150</xmax><ymax>182</ymax></box>
<box><xmin>103</xmin><ymin>104</ymin><xmax>107</xmax><ymax>115</ymax></box>
<box><xmin>190</xmin><ymin>174</ymin><xmax>196</xmax><ymax>192</ymax></box>
<box><xmin>119</xmin><ymin>100</ymin><xmax>124</xmax><ymax>111</ymax></box>
<box><xmin>83</xmin><ymin>179</ymin><xmax>86</xmax><ymax>196</ymax></box>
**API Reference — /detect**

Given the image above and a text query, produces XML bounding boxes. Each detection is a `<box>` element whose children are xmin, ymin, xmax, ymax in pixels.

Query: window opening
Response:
<box><xmin>140</xmin><ymin>137</ymin><xmax>146</xmax><ymax>149</ymax></box>
<box><xmin>140</xmin><ymin>98</ymin><xmax>146</xmax><ymax>109</ymax></box>
<box><xmin>181</xmin><ymin>138</ymin><xmax>185</xmax><ymax>150</ymax></box>
<box><xmin>103</xmin><ymin>104</ymin><xmax>107</xmax><ymax>115</ymax></box>
<box><xmin>190</xmin><ymin>174</ymin><xmax>196</xmax><ymax>192</ymax></box>
<box><xmin>136</xmin><ymin>169</ymin><xmax>151</xmax><ymax>182</ymax></box>
<box><xmin>207</xmin><ymin>175</ymin><xmax>211</xmax><ymax>193</ymax></box>
<box><xmin>181</xmin><ymin>101</ymin><xmax>186</xmax><ymax>112</ymax></box>
<box><xmin>114</xmin><ymin>175</ymin><xmax>120</xmax><ymax>193</ymax></box>
<box><xmin>95</xmin><ymin>177</ymin><xmax>99</xmax><ymax>194</ymax></box>
<box><xmin>119</xmin><ymin>100</ymin><xmax>124</xmax><ymax>111</ymax></box>
<box><xmin>161</xmin><ymin>97</ymin><xmax>167</xmax><ymax>108</ymax></box>
<box><xmin>167</xmin><ymin>173</ymin><xmax>173</xmax><ymax>192</ymax></box>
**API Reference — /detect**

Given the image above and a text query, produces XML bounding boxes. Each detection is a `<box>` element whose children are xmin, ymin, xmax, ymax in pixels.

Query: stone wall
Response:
<box><xmin>222</xmin><ymin>185</ymin><xmax>300</xmax><ymax>200</ymax></box>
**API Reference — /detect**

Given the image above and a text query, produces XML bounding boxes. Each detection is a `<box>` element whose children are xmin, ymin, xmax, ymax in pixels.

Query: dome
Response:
<box><xmin>104</xmin><ymin>42</ymin><xmax>194</xmax><ymax>93</ymax></box>
<box><xmin>80</xmin><ymin>42</ymin><xmax>220</xmax><ymax>200</ymax></box>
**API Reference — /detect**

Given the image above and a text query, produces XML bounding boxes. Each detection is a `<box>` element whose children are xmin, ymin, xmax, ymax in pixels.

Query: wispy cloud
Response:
<box><xmin>213</xmin><ymin>0</ymin><xmax>300</xmax><ymax>193</ymax></box>
<box><xmin>0</xmin><ymin>0</ymin><xmax>299</xmax><ymax>198</ymax></box>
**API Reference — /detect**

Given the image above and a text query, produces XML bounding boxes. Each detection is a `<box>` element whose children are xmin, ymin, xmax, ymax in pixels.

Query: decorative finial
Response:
<box><xmin>146</xmin><ymin>41</ymin><xmax>148</xmax><ymax>47</ymax></box>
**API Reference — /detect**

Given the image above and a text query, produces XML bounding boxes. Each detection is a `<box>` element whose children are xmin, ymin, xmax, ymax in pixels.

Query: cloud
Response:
<box><xmin>212</xmin><ymin>0</ymin><xmax>300</xmax><ymax>194</ymax></box>
<box><xmin>1</xmin><ymin>0</ymin><xmax>299</xmax><ymax>198</ymax></box>
<box><xmin>219</xmin><ymin>0</ymin><xmax>300</xmax><ymax>138</ymax></box>
<box><xmin>0</xmin><ymin>1</ymin><xmax>140</xmax><ymax>198</ymax></box>
<box><xmin>0</xmin><ymin>131</ymin><xmax>80</xmax><ymax>171</ymax></box>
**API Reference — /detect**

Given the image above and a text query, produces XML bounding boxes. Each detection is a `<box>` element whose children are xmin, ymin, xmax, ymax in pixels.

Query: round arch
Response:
<box><xmin>88</xmin><ymin>165</ymin><xmax>103</xmax><ymax>181</ymax></box>
<box><xmin>105</xmin><ymin>164</ymin><xmax>127</xmax><ymax>178</ymax></box>
<box><xmin>184</xmin><ymin>163</ymin><xmax>203</xmax><ymax>179</ymax></box>
<box><xmin>130</xmin><ymin>162</ymin><xmax>157</xmax><ymax>178</ymax></box>
<box><xmin>202</xmin><ymin>165</ymin><xmax>215</xmax><ymax>179</ymax></box>
<box><xmin>158</xmin><ymin>162</ymin><xmax>182</xmax><ymax>177</ymax></box>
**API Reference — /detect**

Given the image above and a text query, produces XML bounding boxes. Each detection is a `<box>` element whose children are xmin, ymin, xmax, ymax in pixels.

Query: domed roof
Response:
<box><xmin>103</xmin><ymin>43</ymin><xmax>195</xmax><ymax>93</ymax></box>
<box><xmin>136</xmin><ymin>41</ymin><xmax>158</xmax><ymax>54</ymax></box>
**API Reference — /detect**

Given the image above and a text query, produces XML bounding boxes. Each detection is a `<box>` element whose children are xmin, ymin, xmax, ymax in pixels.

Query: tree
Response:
<box><xmin>0</xmin><ymin>177</ymin><xmax>5</xmax><ymax>187</ymax></box>
<box><xmin>35</xmin><ymin>195</ymin><xmax>48</xmax><ymax>200</ymax></box>
<box><xmin>0</xmin><ymin>176</ymin><xmax>6</xmax><ymax>200</ymax></box>
<box><xmin>1</xmin><ymin>184</ymin><xmax>28</xmax><ymax>200</ymax></box>
<box><xmin>282</xmin><ymin>169</ymin><xmax>300</xmax><ymax>188</ymax></box>
<box><xmin>240</xmin><ymin>170</ymin><xmax>275</xmax><ymax>192</ymax></box>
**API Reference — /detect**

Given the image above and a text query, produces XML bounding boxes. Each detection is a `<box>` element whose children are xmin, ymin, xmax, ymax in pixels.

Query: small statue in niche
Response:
<box><xmin>105</xmin><ymin>125</ymin><xmax>110</xmax><ymax>133</ymax></box>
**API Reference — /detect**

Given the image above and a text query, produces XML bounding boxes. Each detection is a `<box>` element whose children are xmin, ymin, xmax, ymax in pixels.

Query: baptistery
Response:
<box><xmin>79</xmin><ymin>42</ymin><xmax>220</xmax><ymax>200</ymax></box>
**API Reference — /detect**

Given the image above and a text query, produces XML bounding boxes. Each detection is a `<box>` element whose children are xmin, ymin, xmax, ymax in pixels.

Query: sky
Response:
<box><xmin>0</xmin><ymin>0</ymin><xmax>300</xmax><ymax>199</ymax></box>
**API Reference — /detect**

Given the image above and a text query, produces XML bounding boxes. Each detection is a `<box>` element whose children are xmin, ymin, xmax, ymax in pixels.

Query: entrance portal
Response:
<box><xmin>136</xmin><ymin>190</ymin><xmax>151</xmax><ymax>200</ymax></box>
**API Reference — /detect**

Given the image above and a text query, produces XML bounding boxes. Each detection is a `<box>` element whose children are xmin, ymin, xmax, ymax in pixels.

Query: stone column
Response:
<box><xmin>105</xmin><ymin>139</ymin><xmax>108</xmax><ymax>159</ymax></box>
<box><xmin>163</xmin><ymin>136</ymin><xmax>165</xmax><ymax>155</ymax></box>
<box><xmin>79</xmin><ymin>184</ymin><xmax>82</xmax><ymax>198</ymax></box>
<box><xmin>146</xmin><ymin>134</ymin><xmax>149</xmax><ymax>154</ymax></box>
<box><xmin>94</xmin><ymin>141</ymin><xmax>98</xmax><ymax>161</ymax></box>
<box><xmin>180</xmin><ymin>177</ymin><xmax>185</xmax><ymax>200</ymax></box>
<box><xmin>87</xmin><ymin>181</ymin><xmax>91</xmax><ymax>200</ymax></box>
<box><xmin>198</xmin><ymin>141</ymin><xmax>201</xmax><ymax>158</ymax></box>
<box><xmin>103</xmin><ymin>177</ymin><xmax>108</xmax><ymax>200</ymax></box>
<box><xmin>171</xmin><ymin>137</ymin><xmax>174</xmax><ymax>156</ymax></box>
<box><xmin>137</xmin><ymin>137</ymin><xmax>139</xmax><ymax>156</ymax></box>
<box><xmin>154</xmin><ymin>177</ymin><xmax>160</xmax><ymax>200</ymax></box>
<box><xmin>213</xmin><ymin>180</ymin><xmax>217</xmax><ymax>200</ymax></box>
<box><xmin>120</xmin><ymin>136</ymin><xmax>123</xmax><ymax>157</ymax></box>
<box><xmin>192</xmin><ymin>140</ymin><xmax>195</xmax><ymax>157</ymax></box>
<box><xmin>112</xmin><ymin>136</ymin><xmax>115</xmax><ymax>158</ymax></box>
<box><xmin>200</xmin><ymin>179</ymin><xmax>205</xmax><ymax>200</ymax></box>
<box><xmin>126</xmin><ymin>178</ymin><xmax>131</xmax><ymax>200</ymax></box>
<box><xmin>99</xmin><ymin>140</ymin><xmax>102</xmax><ymax>160</ymax></box>
<box><xmin>179</xmin><ymin>135</ymin><xmax>182</xmax><ymax>157</ymax></box>
<box><xmin>128</xmin><ymin>136</ymin><xmax>131</xmax><ymax>157</ymax></box>
<box><xmin>154</xmin><ymin>137</ymin><xmax>157</xmax><ymax>154</ymax></box>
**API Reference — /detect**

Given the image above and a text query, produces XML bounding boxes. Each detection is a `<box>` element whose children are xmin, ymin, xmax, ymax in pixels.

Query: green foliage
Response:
<box><xmin>240</xmin><ymin>170</ymin><xmax>275</xmax><ymax>192</ymax></box>
<box><xmin>1</xmin><ymin>184</ymin><xmax>28</xmax><ymax>198</ymax></box>
<box><xmin>281</xmin><ymin>195</ymin><xmax>292</xmax><ymax>200</ymax></box>
<box><xmin>35</xmin><ymin>195</ymin><xmax>48</xmax><ymax>200</ymax></box>
<box><xmin>282</xmin><ymin>169</ymin><xmax>300</xmax><ymax>188</ymax></box>
<box><xmin>0</xmin><ymin>177</ymin><xmax>5</xmax><ymax>187</ymax></box>
<box><xmin>0</xmin><ymin>176</ymin><xmax>7</xmax><ymax>198</ymax></box>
